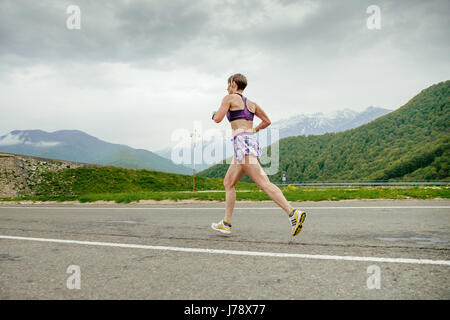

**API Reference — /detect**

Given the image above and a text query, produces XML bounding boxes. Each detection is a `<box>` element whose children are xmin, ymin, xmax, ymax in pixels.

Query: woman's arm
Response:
<box><xmin>212</xmin><ymin>95</ymin><xmax>231</xmax><ymax>123</ymax></box>
<box><xmin>253</xmin><ymin>103</ymin><xmax>271</xmax><ymax>132</ymax></box>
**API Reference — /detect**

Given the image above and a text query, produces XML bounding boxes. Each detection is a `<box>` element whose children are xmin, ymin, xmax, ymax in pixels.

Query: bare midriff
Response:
<box><xmin>231</xmin><ymin>119</ymin><xmax>253</xmax><ymax>138</ymax></box>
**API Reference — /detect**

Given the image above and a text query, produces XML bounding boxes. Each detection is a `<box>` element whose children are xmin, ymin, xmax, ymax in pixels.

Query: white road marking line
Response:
<box><xmin>0</xmin><ymin>206</ymin><xmax>449</xmax><ymax>210</ymax></box>
<box><xmin>1</xmin><ymin>235</ymin><xmax>449</xmax><ymax>266</ymax></box>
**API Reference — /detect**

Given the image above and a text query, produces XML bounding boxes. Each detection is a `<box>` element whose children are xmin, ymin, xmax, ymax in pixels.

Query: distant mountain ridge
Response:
<box><xmin>270</xmin><ymin>106</ymin><xmax>392</xmax><ymax>140</ymax></box>
<box><xmin>0</xmin><ymin>129</ymin><xmax>192</xmax><ymax>175</ymax></box>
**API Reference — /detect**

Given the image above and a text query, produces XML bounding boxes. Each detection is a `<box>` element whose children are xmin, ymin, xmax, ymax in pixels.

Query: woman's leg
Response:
<box><xmin>223</xmin><ymin>156</ymin><xmax>246</xmax><ymax>223</ymax></box>
<box><xmin>241</xmin><ymin>155</ymin><xmax>292</xmax><ymax>215</ymax></box>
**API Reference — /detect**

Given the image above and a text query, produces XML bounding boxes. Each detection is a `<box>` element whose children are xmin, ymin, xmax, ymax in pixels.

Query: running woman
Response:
<box><xmin>210</xmin><ymin>73</ymin><xmax>306</xmax><ymax>237</ymax></box>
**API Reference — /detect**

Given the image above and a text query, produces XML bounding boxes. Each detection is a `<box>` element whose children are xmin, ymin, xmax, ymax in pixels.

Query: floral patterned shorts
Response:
<box><xmin>232</xmin><ymin>132</ymin><xmax>262</xmax><ymax>164</ymax></box>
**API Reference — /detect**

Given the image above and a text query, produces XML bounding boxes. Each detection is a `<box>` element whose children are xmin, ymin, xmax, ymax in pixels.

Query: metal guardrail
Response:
<box><xmin>275</xmin><ymin>182</ymin><xmax>450</xmax><ymax>187</ymax></box>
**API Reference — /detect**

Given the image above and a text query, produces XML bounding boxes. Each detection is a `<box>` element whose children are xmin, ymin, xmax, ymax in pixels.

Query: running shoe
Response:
<box><xmin>211</xmin><ymin>219</ymin><xmax>232</xmax><ymax>235</ymax></box>
<box><xmin>290</xmin><ymin>209</ymin><xmax>306</xmax><ymax>237</ymax></box>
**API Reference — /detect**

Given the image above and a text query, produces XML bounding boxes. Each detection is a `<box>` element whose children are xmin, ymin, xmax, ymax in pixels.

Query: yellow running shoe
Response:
<box><xmin>290</xmin><ymin>209</ymin><xmax>306</xmax><ymax>237</ymax></box>
<box><xmin>211</xmin><ymin>219</ymin><xmax>232</xmax><ymax>235</ymax></box>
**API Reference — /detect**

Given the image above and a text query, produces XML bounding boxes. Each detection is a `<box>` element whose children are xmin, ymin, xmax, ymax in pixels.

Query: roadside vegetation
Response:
<box><xmin>2</xmin><ymin>183</ymin><xmax>448</xmax><ymax>203</ymax></box>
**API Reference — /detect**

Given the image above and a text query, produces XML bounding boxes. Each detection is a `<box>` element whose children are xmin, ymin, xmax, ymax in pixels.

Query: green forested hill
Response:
<box><xmin>199</xmin><ymin>80</ymin><xmax>449</xmax><ymax>182</ymax></box>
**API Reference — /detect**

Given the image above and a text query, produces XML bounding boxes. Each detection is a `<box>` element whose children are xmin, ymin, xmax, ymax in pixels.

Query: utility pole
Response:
<box><xmin>190</xmin><ymin>129</ymin><xmax>198</xmax><ymax>192</ymax></box>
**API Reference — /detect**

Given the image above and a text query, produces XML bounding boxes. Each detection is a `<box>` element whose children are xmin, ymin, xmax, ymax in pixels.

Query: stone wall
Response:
<box><xmin>0</xmin><ymin>153</ymin><xmax>25</xmax><ymax>198</ymax></box>
<box><xmin>0</xmin><ymin>152</ymin><xmax>96</xmax><ymax>198</ymax></box>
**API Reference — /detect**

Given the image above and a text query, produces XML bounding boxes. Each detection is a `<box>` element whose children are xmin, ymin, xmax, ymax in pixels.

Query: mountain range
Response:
<box><xmin>0</xmin><ymin>129</ymin><xmax>192</xmax><ymax>175</ymax></box>
<box><xmin>0</xmin><ymin>106</ymin><xmax>391</xmax><ymax>175</ymax></box>
<box><xmin>270</xmin><ymin>106</ymin><xmax>392</xmax><ymax>140</ymax></box>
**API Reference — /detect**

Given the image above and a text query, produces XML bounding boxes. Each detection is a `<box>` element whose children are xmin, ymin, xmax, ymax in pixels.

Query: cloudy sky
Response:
<box><xmin>1</xmin><ymin>0</ymin><xmax>449</xmax><ymax>152</ymax></box>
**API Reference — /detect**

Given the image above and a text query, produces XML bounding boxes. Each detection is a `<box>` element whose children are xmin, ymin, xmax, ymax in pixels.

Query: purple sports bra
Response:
<box><xmin>226</xmin><ymin>93</ymin><xmax>255</xmax><ymax>122</ymax></box>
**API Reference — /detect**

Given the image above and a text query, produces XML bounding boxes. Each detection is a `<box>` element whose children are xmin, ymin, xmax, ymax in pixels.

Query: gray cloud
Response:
<box><xmin>0</xmin><ymin>0</ymin><xmax>207</xmax><ymax>64</ymax></box>
<box><xmin>0</xmin><ymin>0</ymin><xmax>449</xmax><ymax>151</ymax></box>
<box><xmin>1</xmin><ymin>0</ymin><xmax>448</xmax><ymax>69</ymax></box>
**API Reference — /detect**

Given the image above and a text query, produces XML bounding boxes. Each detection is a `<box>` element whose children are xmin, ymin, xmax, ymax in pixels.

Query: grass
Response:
<box><xmin>28</xmin><ymin>166</ymin><xmax>258</xmax><ymax>194</ymax></box>
<box><xmin>2</xmin><ymin>165</ymin><xmax>448</xmax><ymax>203</ymax></box>
<box><xmin>1</xmin><ymin>186</ymin><xmax>448</xmax><ymax>204</ymax></box>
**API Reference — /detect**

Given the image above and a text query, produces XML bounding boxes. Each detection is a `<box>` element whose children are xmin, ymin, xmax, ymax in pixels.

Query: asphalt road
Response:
<box><xmin>0</xmin><ymin>199</ymin><xmax>449</xmax><ymax>300</ymax></box>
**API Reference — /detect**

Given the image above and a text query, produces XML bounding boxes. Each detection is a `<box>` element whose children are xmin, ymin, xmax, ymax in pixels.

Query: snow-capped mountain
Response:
<box><xmin>270</xmin><ymin>106</ymin><xmax>392</xmax><ymax>141</ymax></box>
